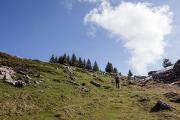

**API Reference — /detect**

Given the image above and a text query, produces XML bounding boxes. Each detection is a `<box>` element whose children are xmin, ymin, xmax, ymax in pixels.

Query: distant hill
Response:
<box><xmin>0</xmin><ymin>51</ymin><xmax>179</xmax><ymax>120</ymax></box>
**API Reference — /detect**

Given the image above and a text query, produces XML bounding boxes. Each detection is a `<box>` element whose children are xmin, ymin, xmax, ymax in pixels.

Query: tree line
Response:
<box><xmin>49</xmin><ymin>53</ymin><xmax>99</xmax><ymax>71</ymax></box>
<box><xmin>49</xmin><ymin>53</ymin><xmax>119</xmax><ymax>74</ymax></box>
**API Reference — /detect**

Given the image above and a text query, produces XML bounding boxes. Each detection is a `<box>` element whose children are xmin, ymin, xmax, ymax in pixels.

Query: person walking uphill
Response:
<box><xmin>115</xmin><ymin>74</ymin><xmax>120</xmax><ymax>88</ymax></box>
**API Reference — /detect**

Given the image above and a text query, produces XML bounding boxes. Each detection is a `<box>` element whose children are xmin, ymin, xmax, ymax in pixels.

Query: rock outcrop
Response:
<box><xmin>0</xmin><ymin>66</ymin><xmax>32</xmax><ymax>87</ymax></box>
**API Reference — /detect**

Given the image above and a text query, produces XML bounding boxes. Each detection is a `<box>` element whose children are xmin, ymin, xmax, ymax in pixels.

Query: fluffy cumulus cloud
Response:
<box><xmin>84</xmin><ymin>1</ymin><xmax>173</xmax><ymax>74</ymax></box>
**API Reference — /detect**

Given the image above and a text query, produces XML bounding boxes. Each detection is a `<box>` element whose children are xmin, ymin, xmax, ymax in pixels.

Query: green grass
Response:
<box><xmin>0</xmin><ymin>52</ymin><xmax>179</xmax><ymax>120</ymax></box>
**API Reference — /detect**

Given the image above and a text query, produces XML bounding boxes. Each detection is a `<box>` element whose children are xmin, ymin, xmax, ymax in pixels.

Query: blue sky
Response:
<box><xmin>0</xmin><ymin>0</ymin><xmax>180</xmax><ymax>75</ymax></box>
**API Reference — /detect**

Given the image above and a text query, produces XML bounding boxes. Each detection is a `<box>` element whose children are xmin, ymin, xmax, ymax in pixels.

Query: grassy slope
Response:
<box><xmin>0</xmin><ymin>52</ymin><xmax>179</xmax><ymax>120</ymax></box>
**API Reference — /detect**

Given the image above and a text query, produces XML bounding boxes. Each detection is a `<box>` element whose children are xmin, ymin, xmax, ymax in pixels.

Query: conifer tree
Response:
<box><xmin>71</xmin><ymin>53</ymin><xmax>77</xmax><ymax>66</ymax></box>
<box><xmin>67</xmin><ymin>55</ymin><xmax>70</xmax><ymax>65</ymax></box>
<box><xmin>49</xmin><ymin>54</ymin><xmax>55</xmax><ymax>63</ymax></box>
<box><xmin>83</xmin><ymin>59</ymin><xmax>86</xmax><ymax>68</ymax></box>
<box><xmin>58</xmin><ymin>56</ymin><xmax>63</xmax><ymax>64</ymax></box>
<box><xmin>128</xmin><ymin>70</ymin><xmax>133</xmax><ymax>80</ymax></box>
<box><xmin>93</xmin><ymin>61</ymin><xmax>99</xmax><ymax>71</ymax></box>
<box><xmin>105</xmin><ymin>62</ymin><xmax>113</xmax><ymax>73</ymax></box>
<box><xmin>113</xmin><ymin>67</ymin><xmax>118</xmax><ymax>74</ymax></box>
<box><xmin>62</xmin><ymin>53</ymin><xmax>67</xmax><ymax>64</ymax></box>
<box><xmin>78</xmin><ymin>57</ymin><xmax>83</xmax><ymax>68</ymax></box>
<box><xmin>86</xmin><ymin>59</ymin><xmax>92</xmax><ymax>70</ymax></box>
<box><xmin>54</xmin><ymin>56</ymin><xmax>58</xmax><ymax>63</ymax></box>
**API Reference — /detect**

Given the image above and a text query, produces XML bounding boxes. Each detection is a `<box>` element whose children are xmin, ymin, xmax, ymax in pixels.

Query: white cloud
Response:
<box><xmin>84</xmin><ymin>1</ymin><xmax>173</xmax><ymax>74</ymax></box>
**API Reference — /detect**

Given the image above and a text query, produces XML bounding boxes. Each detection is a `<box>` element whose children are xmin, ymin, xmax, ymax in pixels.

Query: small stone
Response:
<box><xmin>90</xmin><ymin>80</ymin><xmax>101</xmax><ymax>87</ymax></box>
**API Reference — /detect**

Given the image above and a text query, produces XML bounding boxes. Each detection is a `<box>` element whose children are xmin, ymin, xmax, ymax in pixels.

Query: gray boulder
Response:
<box><xmin>150</xmin><ymin>100</ymin><xmax>172</xmax><ymax>112</ymax></box>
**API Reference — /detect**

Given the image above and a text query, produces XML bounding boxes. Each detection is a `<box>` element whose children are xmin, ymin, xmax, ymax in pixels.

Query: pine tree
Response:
<box><xmin>128</xmin><ymin>70</ymin><xmax>133</xmax><ymax>80</ymax></box>
<box><xmin>86</xmin><ymin>59</ymin><xmax>92</xmax><ymax>70</ymax></box>
<box><xmin>105</xmin><ymin>62</ymin><xmax>113</xmax><ymax>73</ymax></box>
<box><xmin>78</xmin><ymin>57</ymin><xmax>83</xmax><ymax>68</ymax></box>
<box><xmin>58</xmin><ymin>56</ymin><xmax>63</xmax><ymax>64</ymax></box>
<box><xmin>83</xmin><ymin>59</ymin><xmax>86</xmax><ymax>68</ymax></box>
<box><xmin>113</xmin><ymin>67</ymin><xmax>118</xmax><ymax>74</ymax></box>
<box><xmin>49</xmin><ymin>54</ymin><xmax>55</xmax><ymax>63</ymax></box>
<box><xmin>93</xmin><ymin>61</ymin><xmax>99</xmax><ymax>71</ymax></box>
<box><xmin>67</xmin><ymin>55</ymin><xmax>70</xmax><ymax>65</ymax></box>
<box><xmin>54</xmin><ymin>56</ymin><xmax>58</xmax><ymax>63</ymax></box>
<box><xmin>62</xmin><ymin>53</ymin><xmax>67</xmax><ymax>64</ymax></box>
<box><xmin>71</xmin><ymin>53</ymin><xmax>77</xmax><ymax>66</ymax></box>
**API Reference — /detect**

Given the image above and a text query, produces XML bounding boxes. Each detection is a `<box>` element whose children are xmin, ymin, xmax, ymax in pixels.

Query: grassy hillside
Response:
<box><xmin>0</xmin><ymin>52</ymin><xmax>179</xmax><ymax>120</ymax></box>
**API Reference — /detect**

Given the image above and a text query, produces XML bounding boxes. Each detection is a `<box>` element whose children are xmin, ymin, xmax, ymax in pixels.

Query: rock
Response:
<box><xmin>164</xmin><ymin>92</ymin><xmax>178</xmax><ymax>99</ymax></box>
<box><xmin>15</xmin><ymin>80</ymin><xmax>26</xmax><ymax>87</ymax></box>
<box><xmin>0</xmin><ymin>66</ymin><xmax>32</xmax><ymax>87</ymax></box>
<box><xmin>103</xmin><ymin>85</ymin><xmax>112</xmax><ymax>89</ymax></box>
<box><xmin>90</xmin><ymin>80</ymin><xmax>101</xmax><ymax>87</ymax></box>
<box><xmin>20</xmin><ymin>75</ymin><xmax>32</xmax><ymax>84</ymax></box>
<box><xmin>17</xmin><ymin>70</ymin><xmax>26</xmax><ymax>75</ymax></box>
<box><xmin>138</xmin><ymin>96</ymin><xmax>150</xmax><ymax>102</ymax></box>
<box><xmin>150</xmin><ymin>100</ymin><xmax>172</xmax><ymax>112</ymax></box>
<box><xmin>170</xmin><ymin>96</ymin><xmax>180</xmax><ymax>103</ymax></box>
<box><xmin>170</xmin><ymin>81</ymin><xmax>180</xmax><ymax>87</ymax></box>
<box><xmin>64</xmin><ymin>66</ymin><xmax>75</xmax><ymax>75</ymax></box>
<box><xmin>0</xmin><ymin>75</ymin><xmax>4</xmax><ymax>80</ymax></box>
<box><xmin>0</xmin><ymin>66</ymin><xmax>15</xmax><ymax>76</ymax></box>
<box><xmin>5</xmin><ymin>73</ymin><xmax>13</xmax><ymax>81</ymax></box>
<box><xmin>80</xmin><ymin>86</ymin><xmax>89</xmax><ymax>92</ymax></box>
<box><xmin>0</xmin><ymin>66</ymin><xmax>15</xmax><ymax>81</ymax></box>
<box><xmin>164</xmin><ymin>92</ymin><xmax>180</xmax><ymax>103</ymax></box>
<box><xmin>26</xmin><ymin>75</ymin><xmax>32</xmax><ymax>80</ymax></box>
<box><xmin>66</xmin><ymin>80</ymin><xmax>80</xmax><ymax>86</ymax></box>
<box><xmin>69</xmin><ymin>76</ymin><xmax>76</xmax><ymax>81</ymax></box>
<box><xmin>4</xmin><ymin>79</ymin><xmax>16</xmax><ymax>85</ymax></box>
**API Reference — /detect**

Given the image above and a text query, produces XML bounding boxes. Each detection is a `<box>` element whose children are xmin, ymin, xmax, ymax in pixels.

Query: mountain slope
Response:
<box><xmin>0</xmin><ymin>52</ymin><xmax>179</xmax><ymax>120</ymax></box>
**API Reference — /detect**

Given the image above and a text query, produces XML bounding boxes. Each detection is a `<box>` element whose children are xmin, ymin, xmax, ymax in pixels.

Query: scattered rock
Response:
<box><xmin>69</xmin><ymin>76</ymin><xmax>76</xmax><ymax>81</ymax></box>
<box><xmin>79</xmin><ymin>86</ymin><xmax>89</xmax><ymax>92</ymax></box>
<box><xmin>0</xmin><ymin>66</ymin><xmax>33</xmax><ymax>87</ymax></box>
<box><xmin>3</xmin><ymin>79</ymin><xmax>16</xmax><ymax>85</ymax></box>
<box><xmin>170</xmin><ymin>96</ymin><xmax>180</xmax><ymax>103</ymax></box>
<box><xmin>17</xmin><ymin>70</ymin><xmax>26</xmax><ymax>75</ymax></box>
<box><xmin>66</xmin><ymin>80</ymin><xmax>80</xmax><ymax>86</ymax></box>
<box><xmin>20</xmin><ymin>75</ymin><xmax>32</xmax><ymax>84</ymax></box>
<box><xmin>150</xmin><ymin>100</ymin><xmax>172</xmax><ymax>112</ymax></box>
<box><xmin>15</xmin><ymin>80</ymin><xmax>26</xmax><ymax>87</ymax></box>
<box><xmin>64</xmin><ymin>66</ymin><xmax>75</xmax><ymax>75</ymax></box>
<box><xmin>164</xmin><ymin>92</ymin><xmax>178</xmax><ymax>99</ymax></box>
<box><xmin>103</xmin><ymin>85</ymin><xmax>112</xmax><ymax>89</ymax></box>
<box><xmin>138</xmin><ymin>96</ymin><xmax>150</xmax><ymax>102</ymax></box>
<box><xmin>169</xmin><ymin>81</ymin><xmax>180</xmax><ymax>87</ymax></box>
<box><xmin>164</xmin><ymin>92</ymin><xmax>180</xmax><ymax>103</ymax></box>
<box><xmin>90</xmin><ymin>80</ymin><xmax>101</xmax><ymax>87</ymax></box>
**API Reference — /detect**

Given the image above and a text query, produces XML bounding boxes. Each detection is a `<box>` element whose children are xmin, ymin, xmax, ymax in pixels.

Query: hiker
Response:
<box><xmin>115</xmin><ymin>74</ymin><xmax>120</xmax><ymax>88</ymax></box>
